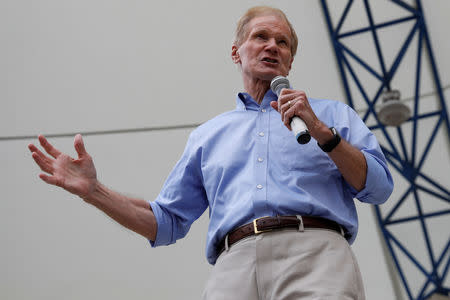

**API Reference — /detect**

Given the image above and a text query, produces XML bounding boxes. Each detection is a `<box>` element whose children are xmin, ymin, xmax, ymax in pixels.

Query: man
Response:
<box><xmin>29</xmin><ymin>6</ymin><xmax>393</xmax><ymax>299</ymax></box>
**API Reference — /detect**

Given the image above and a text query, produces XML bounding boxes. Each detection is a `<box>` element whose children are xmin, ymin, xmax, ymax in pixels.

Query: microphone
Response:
<box><xmin>270</xmin><ymin>76</ymin><xmax>311</xmax><ymax>144</ymax></box>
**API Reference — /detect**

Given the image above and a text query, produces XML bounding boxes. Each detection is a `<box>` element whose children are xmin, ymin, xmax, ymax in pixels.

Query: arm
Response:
<box><xmin>84</xmin><ymin>182</ymin><xmax>157</xmax><ymax>241</ymax></box>
<box><xmin>311</xmin><ymin>124</ymin><xmax>367</xmax><ymax>191</ymax></box>
<box><xmin>28</xmin><ymin>134</ymin><xmax>157</xmax><ymax>240</ymax></box>
<box><xmin>270</xmin><ymin>89</ymin><xmax>367</xmax><ymax>191</ymax></box>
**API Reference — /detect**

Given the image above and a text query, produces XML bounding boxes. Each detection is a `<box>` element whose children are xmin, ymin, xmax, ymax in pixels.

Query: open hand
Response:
<box><xmin>28</xmin><ymin>134</ymin><xmax>97</xmax><ymax>199</ymax></box>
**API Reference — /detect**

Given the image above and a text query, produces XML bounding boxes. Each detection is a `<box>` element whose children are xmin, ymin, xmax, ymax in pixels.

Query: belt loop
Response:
<box><xmin>296</xmin><ymin>215</ymin><xmax>304</xmax><ymax>232</ymax></box>
<box><xmin>224</xmin><ymin>234</ymin><xmax>230</xmax><ymax>252</ymax></box>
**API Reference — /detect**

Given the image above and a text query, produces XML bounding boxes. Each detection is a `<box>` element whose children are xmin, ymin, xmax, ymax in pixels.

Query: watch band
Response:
<box><xmin>318</xmin><ymin>127</ymin><xmax>341</xmax><ymax>152</ymax></box>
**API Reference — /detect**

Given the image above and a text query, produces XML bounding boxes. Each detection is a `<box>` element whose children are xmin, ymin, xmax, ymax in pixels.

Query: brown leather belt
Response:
<box><xmin>218</xmin><ymin>216</ymin><xmax>347</xmax><ymax>254</ymax></box>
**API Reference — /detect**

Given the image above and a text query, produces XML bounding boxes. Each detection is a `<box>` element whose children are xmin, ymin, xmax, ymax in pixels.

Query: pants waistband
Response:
<box><xmin>218</xmin><ymin>215</ymin><xmax>348</xmax><ymax>255</ymax></box>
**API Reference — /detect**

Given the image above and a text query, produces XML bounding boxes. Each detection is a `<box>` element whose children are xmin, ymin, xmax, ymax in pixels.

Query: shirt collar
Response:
<box><xmin>236</xmin><ymin>89</ymin><xmax>278</xmax><ymax>111</ymax></box>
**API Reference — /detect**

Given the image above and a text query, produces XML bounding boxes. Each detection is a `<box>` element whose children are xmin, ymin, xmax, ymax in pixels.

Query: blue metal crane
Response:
<box><xmin>320</xmin><ymin>1</ymin><xmax>450</xmax><ymax>299</ymax></box>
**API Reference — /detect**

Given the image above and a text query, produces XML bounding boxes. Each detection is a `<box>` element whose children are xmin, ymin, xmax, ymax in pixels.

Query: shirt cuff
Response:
<box><xmin>354</xmin><ymin>150</ymin><xmax>393</xmax><ymax>205</ymax></box>
<box><xmin>148</xmin><ymin>201</ymin><xmax>173</xmax><ymax>247</ymax></box>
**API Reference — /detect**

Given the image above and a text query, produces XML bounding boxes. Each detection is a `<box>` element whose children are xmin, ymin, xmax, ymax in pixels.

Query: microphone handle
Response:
<box><xmin>290</xmin><ymin>116</ymin><xmax>311</xmax><ymax>144</ymax></box>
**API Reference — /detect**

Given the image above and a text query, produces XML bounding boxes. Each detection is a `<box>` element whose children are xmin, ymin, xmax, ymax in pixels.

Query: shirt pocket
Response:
<box><xmin>275</xmin><ymin>129</ymin><xmax>335</xmax><ymax>172</ymax></box>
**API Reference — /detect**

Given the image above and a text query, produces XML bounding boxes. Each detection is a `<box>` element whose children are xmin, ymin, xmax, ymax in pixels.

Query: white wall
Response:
<box><xmin>1</xmin><ymin>1</ymin><xmax>449</xmax><ymax>299</ymax></box>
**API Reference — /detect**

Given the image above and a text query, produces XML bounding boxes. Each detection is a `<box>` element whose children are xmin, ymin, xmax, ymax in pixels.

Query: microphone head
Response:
<box><xmin>270</xmin><ymin>76</ymin><xmax>290</xmax><ymax>97</ymax></box>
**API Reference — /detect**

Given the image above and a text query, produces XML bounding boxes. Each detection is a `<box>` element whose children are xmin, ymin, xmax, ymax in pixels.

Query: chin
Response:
<box><xmin>262</xmin><ymin>72</ymin><xmax>285</xmax><ymax>81</ymax></box>
<box><xmin>246</xmin><ymin>68</ymin><xmax>287</xmax><ymax>82</ymax></box>
<box><xmin>255</xmin><ymin>69</ymin><xmax>281</xmax><ymax>79</ymax></box>
<box><xmin>264</xmin><ymin>68</ymin><xmax>288</xmax><ymax>78</ymax></box>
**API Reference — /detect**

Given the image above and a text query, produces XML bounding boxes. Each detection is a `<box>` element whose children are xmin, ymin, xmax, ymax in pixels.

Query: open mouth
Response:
<box><xmin>262</xmin><ymin>57</ymin><xmax>278</xmax><ymax>64</ymax></box>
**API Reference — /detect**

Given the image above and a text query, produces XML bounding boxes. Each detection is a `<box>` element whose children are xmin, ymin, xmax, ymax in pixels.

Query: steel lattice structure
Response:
<box><xmin>320</xmin><ymin>1</ymin><xmax>450</xmax><ymax>299</ymax></box>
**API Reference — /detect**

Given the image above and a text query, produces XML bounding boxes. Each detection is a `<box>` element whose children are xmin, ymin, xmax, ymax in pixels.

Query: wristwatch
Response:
<box><xmin>317</xmin><ymin>127</ymin><xmax>341</xmax><ymax>152</ymax></box>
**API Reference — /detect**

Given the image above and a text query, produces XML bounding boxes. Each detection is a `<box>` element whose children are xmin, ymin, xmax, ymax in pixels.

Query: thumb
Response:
<box><xmin>270</xmin><ymin>101</ymin><xmax>279</xmax><ymax>112</ymax></box>
<box><xmin>74</xmin><ymin>134</ymin><xmax>88</xmax><ymax>158</ymax></box>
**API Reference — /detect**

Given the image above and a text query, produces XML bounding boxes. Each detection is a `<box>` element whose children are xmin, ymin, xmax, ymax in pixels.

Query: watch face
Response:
<box><xmin>318</xmin><ymin>127</ymin><xmax>341</xmax><ymax>152</ymax></box>
<box><xmin>330</xmin><ymin>127</ymin><xmax>337</xmax><ymax>136</ymax></box>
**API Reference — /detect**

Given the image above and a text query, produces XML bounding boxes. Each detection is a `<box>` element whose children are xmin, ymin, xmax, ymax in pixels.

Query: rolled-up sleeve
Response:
<box><xmin>148</xmin><ymin>131</ymin><xmax>208</xmax><ymax>247</ymax></box>
<box><xmin>339</xmin><ymin>104</ymin><xmax>394</xmax><ymax>205</ymax></box>
<box><xmin>149</xmin><ymin>201</ymin><xmax>175</xmax><ymax>246</ymax></box>
<box><xmin>354</xmin><ymin>150</ymin><xmax>394</xmax><ymax>204</ymax></box>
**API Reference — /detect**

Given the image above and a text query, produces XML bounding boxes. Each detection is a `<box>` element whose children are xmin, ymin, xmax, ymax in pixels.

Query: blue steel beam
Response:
<box><xmin>320</xmin><ymin>1</ymin><xmax>450</xmax><ymax>299</ymax></box>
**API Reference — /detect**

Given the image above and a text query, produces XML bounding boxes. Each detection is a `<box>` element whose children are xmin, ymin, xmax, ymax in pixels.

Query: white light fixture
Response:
<box><xmin>378</xmin><ymin>89</ymin><xmax>411</xmax><ymax>126</ymax></box>
<box><xmin>429</xmin><ymin>293</ymin><xmax>450</xmax><ymax>300</ymax></box>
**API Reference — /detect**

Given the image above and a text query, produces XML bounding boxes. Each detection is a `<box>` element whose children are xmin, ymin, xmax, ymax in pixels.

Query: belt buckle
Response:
<box><xmin>253</xmin><ymin>217</ymin><xmax>271</xmax><ymax>234</ymax></box>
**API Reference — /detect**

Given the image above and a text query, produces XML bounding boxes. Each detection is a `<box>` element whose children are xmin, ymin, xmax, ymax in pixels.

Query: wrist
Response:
<box><xmin>311</xmin><ymin>121</ymin><xmax>334</xmax><ymax>145</ymax></box>
<box><xmin>82</xmin><ymin>180</ymin><xmax>104</xmax><ymax>205</ymax></box>
<box><xmin>317</xmin><ymin>127</ymin><xmax>341</xmax><ymax>152</ymax></box>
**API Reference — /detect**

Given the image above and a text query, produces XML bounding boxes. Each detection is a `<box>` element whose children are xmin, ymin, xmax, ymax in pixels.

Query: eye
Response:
<box><xmin>278</xmin><ymin>39</ymin><xmax>288</xmax><ymax>46</ymax></box>
<box><xmin>254</xmin><ymin>32</ymin><xmax>267</xmax><ymax>40</ymax></box>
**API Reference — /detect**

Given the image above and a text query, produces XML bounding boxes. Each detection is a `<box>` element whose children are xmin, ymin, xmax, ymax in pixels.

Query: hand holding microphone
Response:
<box><xmin>270</xmin><ymin>76</ymin><xmax>311</xmax><ymax>144</ymax></box>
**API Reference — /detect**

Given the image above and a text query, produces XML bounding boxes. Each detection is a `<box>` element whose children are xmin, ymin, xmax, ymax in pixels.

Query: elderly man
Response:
<box><xmin>29</xmin><ymin>6</ymin><xmax>393</xmax><ymax>300</ymax></box>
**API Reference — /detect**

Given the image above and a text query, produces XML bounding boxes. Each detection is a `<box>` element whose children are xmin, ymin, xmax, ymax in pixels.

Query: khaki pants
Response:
<box><xmin>203</xmin><ymin>228</ymin><xmax>365</xmax><ymax>300</ymax></box>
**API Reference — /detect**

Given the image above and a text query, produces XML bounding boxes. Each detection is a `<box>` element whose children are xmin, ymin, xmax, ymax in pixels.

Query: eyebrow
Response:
<box><xmin>251</xmin><ymin>28</ymin><xmax>290</xmax><ymax>40</ymax></box>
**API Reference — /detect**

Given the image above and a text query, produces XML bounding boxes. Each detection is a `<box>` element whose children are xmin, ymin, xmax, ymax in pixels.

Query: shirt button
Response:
<box><xmin>256</xmin><ymin>184</ymin><xmax>263</xmax><ymax>189</ymax></box>
<box><xmin>258</xmin><ymin>132</ymin><xmax>265</xmax><ymax>137</ymax></box>
<box><xmin>261</xmin><ymin>109</ymin><xmax>266</xmax><ymax>113</ymax></box>
<box><xmin>257</xmin><ymin>157</ymin><xmax>264</xmax><ymax>162</ymax></box>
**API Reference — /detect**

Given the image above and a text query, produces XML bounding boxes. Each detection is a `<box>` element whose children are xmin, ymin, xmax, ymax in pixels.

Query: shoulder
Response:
<box><xmin>309</xmin><ymin>98</ymin><xmax>357</xmax><ymax>123</ymax></box>
<box><xmin>309</xmin><ymin>98</ymin><xmax>351</xmax><ymax>111</ymax></box>
<box><xmin>189</xmin><ymin>110</ymin><xmax>242</xmax><ymax>142</ymax></box>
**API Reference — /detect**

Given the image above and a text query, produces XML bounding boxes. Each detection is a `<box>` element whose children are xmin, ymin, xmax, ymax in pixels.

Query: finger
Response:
<box><xmin>39</xmin><ymin>173</ymin><xmax>61</xmax><ymax>187</ymax></box>
<box><xmin>279</xmin><ymin>88</ymin><xmax>294</xmax><ymax>96</ymax></box>
<box><xmin>282</xmin><ymin>89</ymin><xmax>305</xmax><ymax>96</ymax></box>
<box><xmin>278</xmin><ymin>92</ymin><xmax>291</xmax><ymax>114</ymax></box>
<box><xmin>270</xmin><ymin>101</ymin><xmax>279</xmax><ymax>112</ymax></box>
<box><xmin>280</xmin><ymin>100</ymin><xmax>295</xmax><ymax>123</ymax></box>
<box><xmin>31</xmin><ymin>152</ymin><xmax>54</xmax><ymax>174</ymax></box>
<box><xmin>28</xmin><ymin>143</ymin><xmax>39</xmax><ymax>153</ymax></box>
<box><xmin>278</xmin><ymin>93</ymin><xmax>296</xmax><ymax>108</ymax></box>
<box><xmin>279</xmin><ymin>89</ymin><xmax>298</xmax><ymax>102</ymax></box>
<box><xmin>282</xmin><ymin>100</ymin><xmax>294</xmax><ymax>111</ymax></box>
<box><xmin>29</xmin><ymin>143</ymin><xmax>56</xmax><ymax>170</ymax></box>
<box><xmin>284</xmin><ymin>111</ymin><xmax>295</xmax><ymax>131</ymax></box>
<box><xmin>29</xmin><ymin>143</ymin><xmax>50</xmax><ymax>159</ymax></box>
<box><xmin>74</xmin><ymin>134</ymin><xmax>88</xmax><ymax>159</ymax></box>
<box><xmin>279</xmin><ymin>90</ymin><xmax>306</xmax><ymax>107</ymax></box>
<box><xmin>38</xmin><ymin>135</ymin><xmax>61</xmax><ymax>159</ymax></box>
<box><xmin>284</xmin><ymin>102</ymin><xmax>303</xmax><ymax>129</ymax></box>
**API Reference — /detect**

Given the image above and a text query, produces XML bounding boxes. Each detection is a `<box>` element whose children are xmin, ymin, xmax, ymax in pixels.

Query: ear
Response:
<box><xmin>231</xmin><ymin>45</ymin><xmax>241</xmax><ymax>64</ymax></box>
<box><xmin>286</xmin><ymin>57</ymin><xmax>294</xmax><ymax>75</ymax></box>
<box><xmin>288</xmin><ymin>57</ymin><xmax>294</xmax><ymax>71</ymax></box>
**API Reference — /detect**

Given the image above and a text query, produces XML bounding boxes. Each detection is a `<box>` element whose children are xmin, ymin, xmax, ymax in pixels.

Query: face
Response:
<box><xmin>232</xmin><ymin>14</ymin><xmax>294</xmax><ymax>83</ymax></box>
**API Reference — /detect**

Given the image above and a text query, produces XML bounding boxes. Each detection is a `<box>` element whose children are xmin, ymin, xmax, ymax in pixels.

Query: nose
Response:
<box><xmin>265</xmin><ymin>38</ymin><xmax>279</xmax><ymax>53</ymax></box>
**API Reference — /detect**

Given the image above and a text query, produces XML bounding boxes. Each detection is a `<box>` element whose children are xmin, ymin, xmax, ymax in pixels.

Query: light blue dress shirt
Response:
<box><xmin>149</xmin><ymin>89</ymin><xmax>393</xmax><ymax>265</ymax></box>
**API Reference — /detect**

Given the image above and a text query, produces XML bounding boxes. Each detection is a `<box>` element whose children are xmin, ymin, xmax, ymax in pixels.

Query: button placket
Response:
<box><xmin>253</xmin><ymin>105</ymin><xmax>270</xmax><ymax>217</ymax></box>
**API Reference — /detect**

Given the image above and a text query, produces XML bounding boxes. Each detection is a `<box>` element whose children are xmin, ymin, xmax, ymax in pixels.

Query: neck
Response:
<box><xmin>243</xmin><ymin>77</ymin><xmax>271</xmax><ymax>104</ymax></box>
